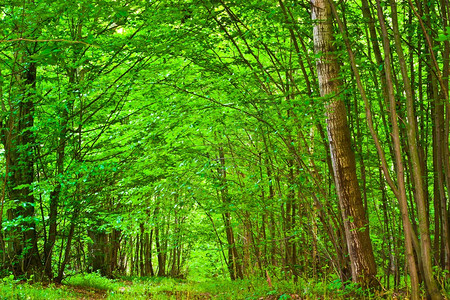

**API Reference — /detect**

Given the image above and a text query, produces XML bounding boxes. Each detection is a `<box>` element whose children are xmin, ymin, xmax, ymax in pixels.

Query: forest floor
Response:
<box><xmin>0</xmin><ymin>273</ymin><xmax>433</xmax><ymax>299</ymax></box>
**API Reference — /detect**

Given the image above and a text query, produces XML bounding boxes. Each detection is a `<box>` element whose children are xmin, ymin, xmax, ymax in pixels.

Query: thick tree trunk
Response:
<box><xmin>106</xmin><ymin>229</ymin><xmax>121</xmax><ymax>277</ymax></box>
<box><xmin>88</xmin><ymin>230</ymin><xmax>107</xmax><ymax>275</ymax></box>
<box><xmin>312</xmin><ymin>0</ymin><xmax>378</xmax><ymax>287</ymax></box>
<box><xmin>5</xmin><ymin>62</ymin><xmax>41</xmax><ymax>275</ymax></box>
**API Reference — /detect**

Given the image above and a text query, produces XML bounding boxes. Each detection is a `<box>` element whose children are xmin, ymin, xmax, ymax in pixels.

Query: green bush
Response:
<box><xmin>64</xmin><ymin>271</ymin><xmax>121</xmax><ymax>290</ymax></box>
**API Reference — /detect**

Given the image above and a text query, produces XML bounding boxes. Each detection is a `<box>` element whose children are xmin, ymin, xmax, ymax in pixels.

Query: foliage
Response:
<box><xmin>0</xmin><ymin>0</ymin><xmax>449</xmax><ymax>298</ymax></box>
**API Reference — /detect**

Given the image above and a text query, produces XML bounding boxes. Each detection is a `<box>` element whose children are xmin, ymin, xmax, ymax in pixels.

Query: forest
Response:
<box><xmin>0</xmin><ymin>0</ymin><xmax>449</xmax><ymax>299</ymax></box>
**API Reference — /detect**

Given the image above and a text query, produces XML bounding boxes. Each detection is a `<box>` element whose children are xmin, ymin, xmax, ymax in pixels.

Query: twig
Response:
<box><xmin>0</xmin><ymin>38</ymin><xmax>97</xmax><ymax>47</ymax></box>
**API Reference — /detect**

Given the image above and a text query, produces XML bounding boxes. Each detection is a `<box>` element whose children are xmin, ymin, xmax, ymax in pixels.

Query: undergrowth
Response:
<box><xmin>1</xmin><ymin>272</ymin><xmax>448</xmax><ymax>299</ymax></box>
<box><xmin>0</xmin><ymin>275</ymin><xmax>77</xmax><ymax>300</ymax></box>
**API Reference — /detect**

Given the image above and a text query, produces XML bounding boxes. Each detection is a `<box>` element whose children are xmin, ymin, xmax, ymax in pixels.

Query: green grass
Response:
<box><xmin>0</xmin><ymin>280</ymin><xmax>78</xmax><ymax>300</ymax></box>
<box><xmin>0</xmin><ymin>272</ymin><xmax>441</xmax><ymax>299</ymax></box>
<box><xmin>64</xmin><ymin>271</ymin><xmax>123</xmax><ymax>291</ymax></box>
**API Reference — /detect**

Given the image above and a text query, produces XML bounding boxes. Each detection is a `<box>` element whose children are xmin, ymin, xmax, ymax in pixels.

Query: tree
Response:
<box><xmin>312</xmin><ymin>0</ymin><xmax>378</xmax><ymax>288</ymax></box>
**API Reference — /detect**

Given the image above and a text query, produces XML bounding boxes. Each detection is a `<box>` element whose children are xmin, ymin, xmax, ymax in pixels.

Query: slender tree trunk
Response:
<box><xmin>389</xmin><ymin>2</ymin><xmax>442</xmax><ymax>298</ymax></box>
<box><xmin>45</xmin><ymin>67</ymin><xmax>75</xmax><ymax>280</ymax></box>
<box><xmin>312</xmin><ymin>0</ymin><xmax>378</xmax><ymax>287</ymax></box>
<box><xmin>147</xmin><ymin>229</ymin><xmax>155</xmax><ymax>276</ymax></box>
<box><xmin>374</xmin><ymin>1</ymin><xmax>421</xmax><ymax>298</ymax></box>
<box><xmin>155</xmin><ymin>206</ymin><xmax>166</xmax><ymax>277</ymax></box>
<box><xmin>140</xmin><ymin>224</ymin><xmax>145</xmax><ymax>277</ymax></box>
<box><xmin>134</xmin><ymin>233</ymin><xmax>140</xmax><ymax>276</ymax></box>
<box><xmin>218</xmin><ymin>146</ymin><xmax>243</xmax><ymax>280</ymax></box>
<box><xmin>55</xmin><ymin>207</ymin><xmax>80</xmax><ymax>283</ymax></box>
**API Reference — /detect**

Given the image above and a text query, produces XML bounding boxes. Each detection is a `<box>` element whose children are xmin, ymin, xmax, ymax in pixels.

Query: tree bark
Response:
<box><xmin>155</xmin><ymin>206</ymin><xmax>166</xmax><ymax>277</ymax></box>
<box><xmin>373</xmin><ymin>1</ymin><xmax>422</xmax><ymax>298</ymax></box>
<box><xmin>5</xmin><ymin>61</ymin><xmax>42</xmax><ymax>275</ymax></box>
<box><xmin>389</xmin><ymin>1</ymin><xmax>442</xmax><ymax>298</ymax></box>
<box><xmin>312</xmin><ymin>0</ymin><xmax>378</xmax><ymax>287</ymax></box>
<box><xmin>218</xmin><ymin>146</ymin><xmax>243</xmax><ymax>280</ymax></box>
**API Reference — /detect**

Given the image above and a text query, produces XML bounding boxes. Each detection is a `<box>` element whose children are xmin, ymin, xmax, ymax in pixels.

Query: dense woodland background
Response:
<box><xmin>0</xmin><ymin>0</ymin><xmax>450</xmax><ymax>298</ymax></box>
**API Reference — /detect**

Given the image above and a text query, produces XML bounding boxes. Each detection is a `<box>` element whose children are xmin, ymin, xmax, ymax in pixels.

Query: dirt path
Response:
<box><xmin>66</xmin><ymin>285</ymin><xmax>108</xmax><ymax>299</ymax></box>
